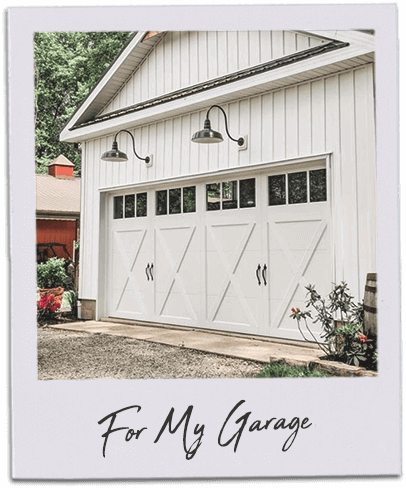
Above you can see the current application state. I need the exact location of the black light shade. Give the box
[191,106,245,147]
[101,141,128,162]
[191,119,224,144]
[100,132,151,165]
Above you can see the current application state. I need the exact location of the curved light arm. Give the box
[114,129,150,163]
[206,105,244,146]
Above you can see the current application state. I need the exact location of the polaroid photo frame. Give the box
[8,4,401,480]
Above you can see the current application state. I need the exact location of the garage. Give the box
[106,158,331,341]
[60,30,376,343]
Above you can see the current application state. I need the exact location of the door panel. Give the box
[266,204,331,341]
[204,210,264,335]
[153,218,202,326]
[108,217,153,321]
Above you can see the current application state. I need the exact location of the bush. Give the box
[37,257,68,289]
[256,363,330,378]
[290,282,377,370]
[334,323,377,369]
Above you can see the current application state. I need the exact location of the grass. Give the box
[256,362,330,378]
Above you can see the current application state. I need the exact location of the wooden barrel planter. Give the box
[363,273,377,336]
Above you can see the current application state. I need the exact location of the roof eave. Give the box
[60,31,146,139]
[36,210,80,217]
[61,38,375,143]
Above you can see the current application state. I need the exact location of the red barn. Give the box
[36,155,80,262]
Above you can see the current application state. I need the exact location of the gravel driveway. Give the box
[38,327,266,380]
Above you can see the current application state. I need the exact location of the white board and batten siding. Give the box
[99,31,328,117]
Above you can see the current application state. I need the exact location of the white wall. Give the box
[79,63,376,306]
[99,31,327,116]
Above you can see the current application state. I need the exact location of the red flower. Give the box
[38,294,60,312]
[291,308,296,313]
[359,334,367,343]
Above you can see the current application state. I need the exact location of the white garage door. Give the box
[106,161,331,342]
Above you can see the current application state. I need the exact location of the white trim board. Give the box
[98,152,332,194]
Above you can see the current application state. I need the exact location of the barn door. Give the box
[107,192,154,321]
[264,166,332,341]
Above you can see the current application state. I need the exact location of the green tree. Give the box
[34,31,133,175]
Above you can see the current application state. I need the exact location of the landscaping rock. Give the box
[308,360,378,377]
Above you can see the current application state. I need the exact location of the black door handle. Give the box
[262,264,267,286]
[145,263,150,280]
[256,264,261,285]
[149,263,154,281]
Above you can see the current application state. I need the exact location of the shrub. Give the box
[334,322,377,368]
[290,282,377,370]
[37,257,68,289]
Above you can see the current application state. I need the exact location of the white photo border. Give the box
[8,4,400,479]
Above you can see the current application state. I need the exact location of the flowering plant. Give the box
[333,322,376,367]
[37,293,61,324]
[290,282,377,369]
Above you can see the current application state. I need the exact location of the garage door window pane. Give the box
[222,181,238,210]
[169,188,181,214]
[239,178,256,208]
[113,196,123,219]
[183,186,196,213]
[269,175,286,206]
[309,169,327,202]
[124,194,135,218]
[136,193,147,217]
[156,190,167,215]
[288,172,307,204]
[207,183,221,211]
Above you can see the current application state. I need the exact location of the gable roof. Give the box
[36,174,81,217]
[61,30,374,143]
[62,31,164,131]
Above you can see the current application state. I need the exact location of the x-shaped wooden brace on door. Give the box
[155,225,198,321]
[207,221,259,329]
[269,217,328,331]
[112,228,148,314]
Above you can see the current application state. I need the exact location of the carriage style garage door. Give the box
[106,161,331,342]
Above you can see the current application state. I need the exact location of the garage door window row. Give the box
[268,169,327,206]
[206,177,256,211]
[156,186,196,216]
[113,192,147,219]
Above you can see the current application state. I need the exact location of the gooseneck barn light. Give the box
[101,129,152,166]
[191,104,245,147]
